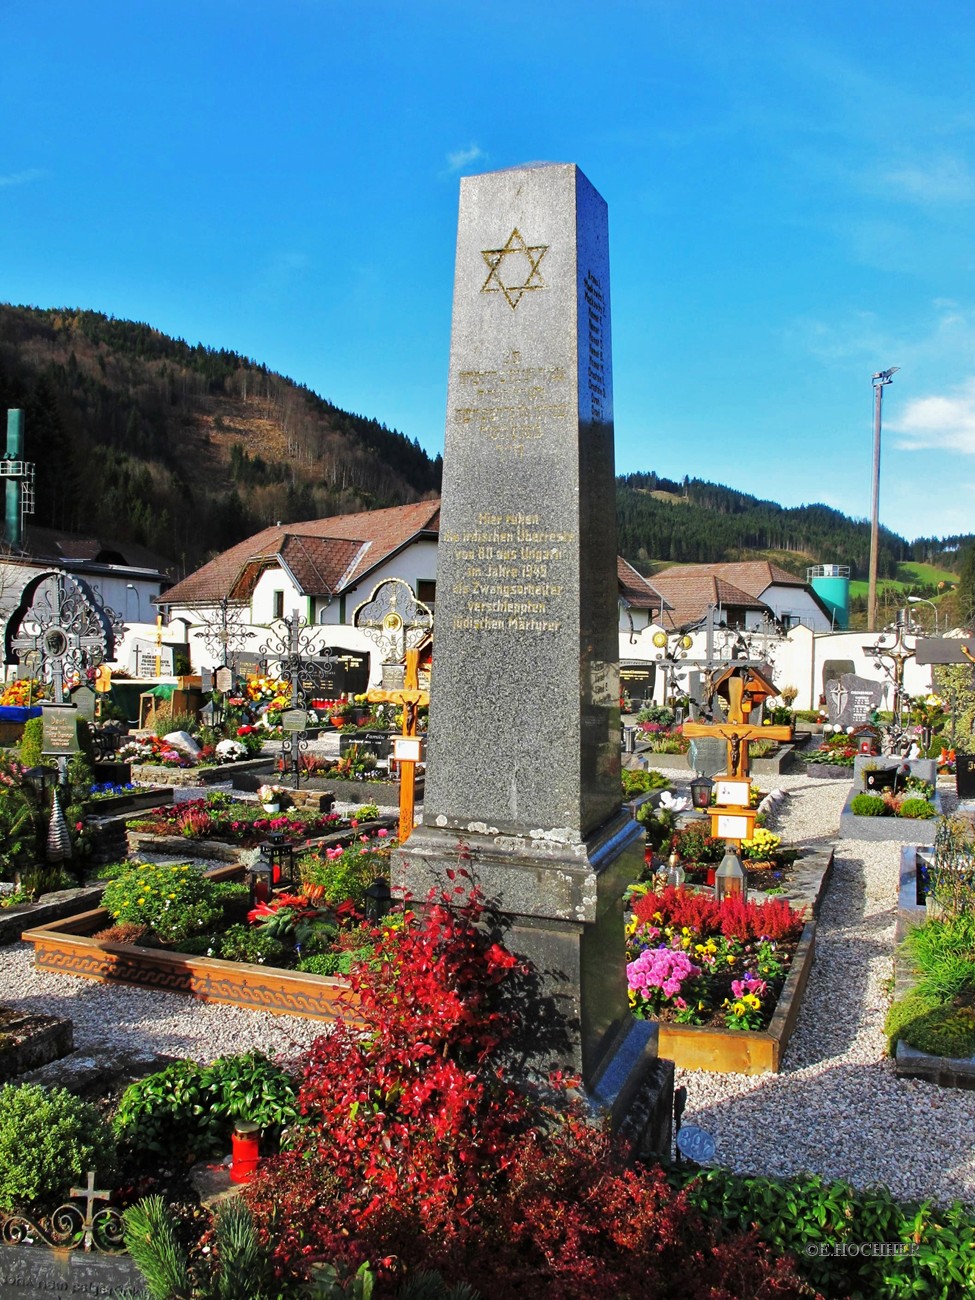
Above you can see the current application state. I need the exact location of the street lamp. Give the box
[907,596,939,635]
[867,367,899,633]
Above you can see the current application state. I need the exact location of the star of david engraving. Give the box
[480,228,548,308]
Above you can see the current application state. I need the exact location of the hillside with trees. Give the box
[617,471,970,581]
[1,306,970,597]
[0,305,442,575]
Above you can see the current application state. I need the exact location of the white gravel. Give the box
[2,764,973,1206]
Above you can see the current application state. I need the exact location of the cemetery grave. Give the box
[4,164,975,1296]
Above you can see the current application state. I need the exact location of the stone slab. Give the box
[839,789,941,842]
[0,1007,74,1081]
[0,1245,146,1298]
[634,745,797,775]
[0,886,107,946]
[853,755,937,791]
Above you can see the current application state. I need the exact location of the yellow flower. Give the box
[743,994,761,1010]
[726,955,736,964]
[137,898,145,906]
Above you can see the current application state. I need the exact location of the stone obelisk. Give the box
[398,164,668,1130]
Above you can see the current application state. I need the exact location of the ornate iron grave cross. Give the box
[4,570,122,706]
[353,578,433,842]
[196,596,256,676]
[258,612,341,788]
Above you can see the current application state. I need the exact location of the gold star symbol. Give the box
[480,228,549,309]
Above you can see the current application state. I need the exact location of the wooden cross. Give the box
[70,1169,111,1250]
[682,674,791,778]
[367,647,429,843]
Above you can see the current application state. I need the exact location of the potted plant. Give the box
[257,783,287,814]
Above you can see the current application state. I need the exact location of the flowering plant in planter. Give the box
[625,885,806,1030]
[740,827,782,862]
[118,735,193,768]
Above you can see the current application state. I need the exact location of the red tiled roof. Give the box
[161,497,668,613]
[656,560,805,598]
[161,499,441,606]
[649,570,768,630]
[617,557,670,611]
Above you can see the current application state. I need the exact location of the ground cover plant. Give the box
[676,1166,975,1299]
[625,884,806,1031]
[885,817,975,1058]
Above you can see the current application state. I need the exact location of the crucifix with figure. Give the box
[353,579,433,843]
[682,665,793,846]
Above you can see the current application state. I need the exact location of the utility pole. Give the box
[867,367,899,632]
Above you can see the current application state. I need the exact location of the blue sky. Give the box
[3,1,974,543]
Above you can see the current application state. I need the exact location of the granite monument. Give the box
[397,163,668,1134]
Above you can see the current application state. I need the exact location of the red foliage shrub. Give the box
[246,882,811,1298]
[632,885,805,942]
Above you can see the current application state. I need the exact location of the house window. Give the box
[417,579,436,606]
[273,590,284,620]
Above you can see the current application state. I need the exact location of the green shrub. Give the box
[113,1052,299,1160]
[17,716,45,768]
[621,768,671,798]
[101,860,224,946]
[296,949,370,976]
[674,1166,975,1299]
[153,710,197,738]
[0,1083,117,1211]
[850,792,887,816]
[898,797,937,820]
[218,923,287,965]
[885,993,975,1057]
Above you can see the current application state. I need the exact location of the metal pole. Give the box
[867,383,883,633]
[867,368,898,633]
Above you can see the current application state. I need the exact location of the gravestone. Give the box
[825,672,886,727]
[0,1244,146,1297]
[398,164,667,1133]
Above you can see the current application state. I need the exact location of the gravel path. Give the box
[2,764,972,1205]
[665,769,975,1208]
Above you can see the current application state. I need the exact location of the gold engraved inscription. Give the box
[442,511,573,634]
[454,350,568,456]
[480,228,549,308]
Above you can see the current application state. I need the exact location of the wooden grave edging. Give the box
[23,864,357,1024]
[651,918,817,1075]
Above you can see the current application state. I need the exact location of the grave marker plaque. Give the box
[215,666,233,693]
[41,704,81,755]
[0,1244,146,1297]
[399,164,661,1119]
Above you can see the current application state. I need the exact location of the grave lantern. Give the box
[364,875,393,923]
[714,850,747,903]
[665,851,685,888]
[24,764,55,800]
[689,774,714,810]
[251,832,296,901]
[230,1120,260,1184]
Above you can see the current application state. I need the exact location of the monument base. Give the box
[396,810,673,1153]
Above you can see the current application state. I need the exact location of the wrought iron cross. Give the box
[4,570,122,704]
[258,612,341,709]
[69,1170,112,1251]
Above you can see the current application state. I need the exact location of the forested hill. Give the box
[0,305,442,574]
[617,472,969,580]
[1,307,967,584]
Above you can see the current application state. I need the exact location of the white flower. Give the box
[658,791,690,813]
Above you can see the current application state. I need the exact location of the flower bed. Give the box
[626,884,814,1073]
[23,865,356,1021]
[125,797,346,848]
